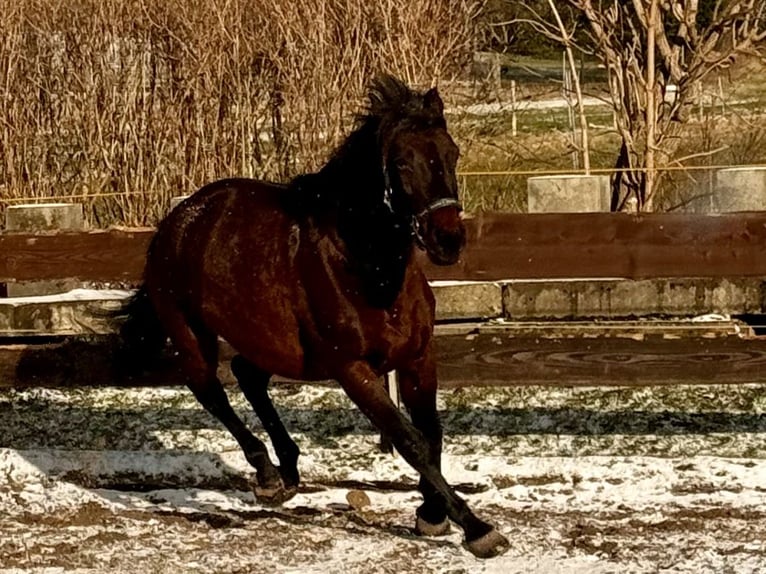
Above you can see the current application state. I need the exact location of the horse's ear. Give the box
[424,87,444,116]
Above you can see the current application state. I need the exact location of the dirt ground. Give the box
[1,383,765,573]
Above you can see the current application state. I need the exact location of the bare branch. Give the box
[556,0,766,211]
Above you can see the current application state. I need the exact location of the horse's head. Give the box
[370,76,466,266]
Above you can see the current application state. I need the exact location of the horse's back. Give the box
[151,178,291,275]
[144,176,436,381]
[145,178,308,376]
[166,177,287,233]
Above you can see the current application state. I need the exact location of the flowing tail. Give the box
[112,286,167,375]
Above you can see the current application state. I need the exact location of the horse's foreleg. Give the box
[231,355,301,488]
[336,360,509,558]
[397,342,449,536]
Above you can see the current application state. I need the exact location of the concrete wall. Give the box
[430,282,503,320]
[714,167,766,212]
[4,278,764,337]
[502,278,765,320]
[527,175,611,212]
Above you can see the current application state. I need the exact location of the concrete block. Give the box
[714,167,766,211]
[7,279,82,299]
[432,281,503,321]
[1,290,129,336]
[13,301,112,335]
[527,175,610,212]
[5,203,83,231]
[0,304,12,334]
[502,278,764,320]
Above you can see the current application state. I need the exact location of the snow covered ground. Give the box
[1,383,765,573]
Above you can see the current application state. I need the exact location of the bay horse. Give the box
[118,75,509,558]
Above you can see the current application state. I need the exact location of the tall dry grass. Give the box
[0,0,482,226]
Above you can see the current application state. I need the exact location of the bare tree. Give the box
[495,1,592,172]
[502,0,766,211]
[570,0,766,211]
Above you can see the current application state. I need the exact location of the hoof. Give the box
[465,528,510,558]
[415,515,451,537]
[252,479,298,507]
[278,466,300,490]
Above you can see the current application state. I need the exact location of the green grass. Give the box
[449,77,766,213]
[450,106,622,213]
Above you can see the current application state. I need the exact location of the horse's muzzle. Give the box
[414,201,466,266]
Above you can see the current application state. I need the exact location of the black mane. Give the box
[285,74,444,214]
[283,75,446,308]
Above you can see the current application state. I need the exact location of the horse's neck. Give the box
[294,125,414,308]
[333,199,413,309]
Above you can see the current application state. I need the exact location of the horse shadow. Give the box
[3,384,766,451]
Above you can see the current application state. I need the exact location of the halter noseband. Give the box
[418,197,463,218]
[412,197,462,248]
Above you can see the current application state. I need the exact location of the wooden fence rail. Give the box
[1,211,766,389]
[3,212,766,283]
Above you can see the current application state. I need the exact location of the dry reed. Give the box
[0,0,481,226]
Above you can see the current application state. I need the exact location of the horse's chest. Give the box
[303,280,428,370]
[299,233,431,369]
[316,297,417,356]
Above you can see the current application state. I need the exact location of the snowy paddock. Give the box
[0,382,765,573]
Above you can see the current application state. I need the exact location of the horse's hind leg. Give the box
[231,355,301,488]
[161,308,292,504]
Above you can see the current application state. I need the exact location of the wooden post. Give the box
[718,76,725,116]
[379,370,401,455]
[511,80,518,137]
[644,0,658,212]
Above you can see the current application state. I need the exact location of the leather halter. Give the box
[382,165,462,248]
[412,197,462,248]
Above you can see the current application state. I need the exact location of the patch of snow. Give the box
[0,288,133,305]
[1,384,766,572]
